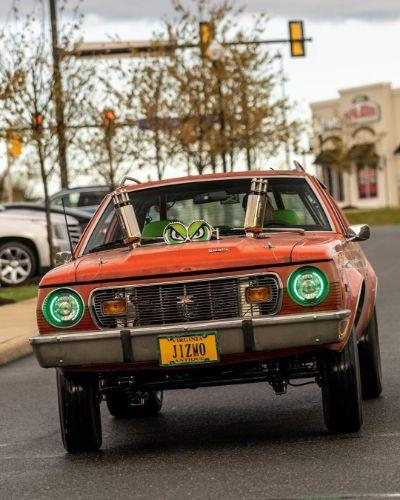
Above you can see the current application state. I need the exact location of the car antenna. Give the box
[61,197,76,261]
[293,160,305,172]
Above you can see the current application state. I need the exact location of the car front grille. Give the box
[91,274,281,329]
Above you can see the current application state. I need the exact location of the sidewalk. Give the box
[0,298,37,366]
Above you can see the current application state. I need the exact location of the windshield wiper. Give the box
[262,228,305,235]
[88,239,125,254]
[231,227,305,235]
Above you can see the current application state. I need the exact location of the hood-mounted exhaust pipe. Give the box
[111,188,141,248]
[244,178,268,238]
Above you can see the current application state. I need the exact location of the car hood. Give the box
[40,233,342,287]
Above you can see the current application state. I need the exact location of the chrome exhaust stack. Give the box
[111,188,141,248]
[244,178,268,238]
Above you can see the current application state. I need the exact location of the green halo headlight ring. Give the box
[287,267,330,307]
[42,289,84,328]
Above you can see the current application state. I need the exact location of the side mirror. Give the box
[55,251,72,266]
[347,224,370,242]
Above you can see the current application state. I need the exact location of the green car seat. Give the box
[272,209,300,226]
[142,220,173,238]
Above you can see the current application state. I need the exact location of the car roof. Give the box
[121,170,313,194]
[51,185,110,196]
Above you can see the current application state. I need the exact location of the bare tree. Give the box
[0,1,91,264]
[160,0,304,174]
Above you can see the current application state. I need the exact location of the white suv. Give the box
[0,206,82,286]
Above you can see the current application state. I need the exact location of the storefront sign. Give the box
[345,95,380,125]
[316,117,341,132]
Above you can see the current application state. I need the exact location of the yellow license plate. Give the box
[157,332,219,367]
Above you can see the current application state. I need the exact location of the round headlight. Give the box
[287,267,329,306]
[42,289,84,328]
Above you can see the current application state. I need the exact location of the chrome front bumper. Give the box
[30,310,351,368]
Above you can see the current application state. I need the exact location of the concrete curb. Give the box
[0,298,37,367]
[0,335,32,366]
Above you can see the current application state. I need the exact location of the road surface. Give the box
[1,226,399,499]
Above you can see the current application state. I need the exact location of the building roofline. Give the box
[310,98,339,109]
[338,81,392,96]
[311,82,399,109]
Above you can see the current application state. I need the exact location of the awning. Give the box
[346,143,379,164]
[314,148,342,166]
[314,142,379,168]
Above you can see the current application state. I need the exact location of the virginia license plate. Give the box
[157,332,219,367]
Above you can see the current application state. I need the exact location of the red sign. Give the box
[358,167,377,199]
[345,96,380,125]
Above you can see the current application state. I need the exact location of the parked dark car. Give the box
[48,186,110,214]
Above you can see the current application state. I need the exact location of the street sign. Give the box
[137,115,219,132]
[73,40,177,58]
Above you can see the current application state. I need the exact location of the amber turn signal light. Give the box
[245,286,272,303]
[102,299,126,316]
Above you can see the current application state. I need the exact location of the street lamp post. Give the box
[208,40,228,173]
[49,0,69,188]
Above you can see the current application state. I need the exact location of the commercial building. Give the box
[310,82,400,207]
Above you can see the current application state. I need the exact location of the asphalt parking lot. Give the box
[0,225,399,499]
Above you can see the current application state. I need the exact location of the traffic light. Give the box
[8,133,22,158]
[199,21,214,58]
[104,109,117,124]
[103,109,117,138]
[32,113,44,133]
[289,20,305,57]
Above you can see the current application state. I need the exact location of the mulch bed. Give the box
[0,297,15,306]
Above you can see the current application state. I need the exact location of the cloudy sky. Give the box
[2,0,399,107]
[1,0,400,175]
[6,0,396,22]
[73,1,400,115]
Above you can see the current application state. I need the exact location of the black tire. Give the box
[358,308,382,400]
[321,329,363,433]
[0,241,36,286]
[106,389,163,419]
[57,370,102,453]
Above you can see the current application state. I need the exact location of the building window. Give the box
[322,165,344,202]
[337,172,344,202]
[357,164,378,199]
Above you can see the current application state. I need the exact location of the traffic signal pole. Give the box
[278,53,291,167]
[5,133,13,203]
[68,21,311,174]
[49,0,69,188]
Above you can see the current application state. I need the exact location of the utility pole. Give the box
[278,53,291,168]
[49,0,69,188]
[214,65,227,173]
[5,137,13,203]
[5,131,23,202]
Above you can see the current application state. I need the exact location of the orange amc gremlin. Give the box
[30,168,381,453]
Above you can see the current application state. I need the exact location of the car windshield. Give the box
[84,177,332,254]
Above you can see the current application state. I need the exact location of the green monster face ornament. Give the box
[163,220,214,245]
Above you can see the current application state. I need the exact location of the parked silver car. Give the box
[0,205,83,286]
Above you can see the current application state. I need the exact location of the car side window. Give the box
[146,205,161,222]
[78,191,107,208]
[280,192,315,225]
[84,203,116,252]
[53,193,80,208]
